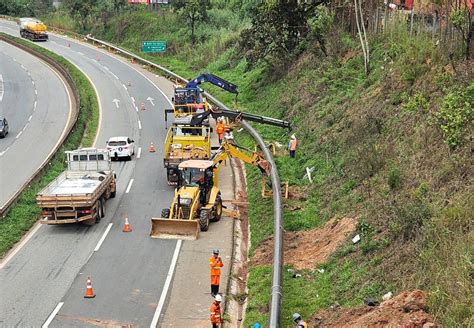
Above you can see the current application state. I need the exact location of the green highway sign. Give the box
[142,41,167,53]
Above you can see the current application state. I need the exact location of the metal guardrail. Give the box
[0,34,80,218]
[81,35,285,326]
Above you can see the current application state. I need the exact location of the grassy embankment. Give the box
[44,8,473,327]
[0,34,99,257]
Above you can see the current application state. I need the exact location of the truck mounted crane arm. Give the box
[186,73,239,95]
[189,106,292,130]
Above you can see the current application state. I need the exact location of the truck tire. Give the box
[211,193,223,222]
[110,190,116,198]
[100,198,105,218]
[199,210,210,231]
[161,208,171,218]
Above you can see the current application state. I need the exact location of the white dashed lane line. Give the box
[138,120,142,130]
[94,223,113,252]
[137,147,142,159]
[125,179,134,194]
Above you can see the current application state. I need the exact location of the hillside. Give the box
[20,1,473,327]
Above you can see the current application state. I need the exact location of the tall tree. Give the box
[63,0,95,31]
[239,0,327,66]
[173,0,211,44]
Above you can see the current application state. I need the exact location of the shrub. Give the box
[435,83,474,148]
[388,166,402,191]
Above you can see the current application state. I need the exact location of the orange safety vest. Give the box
[210,302,222,324]
[289,139,297,151]
[216,122,225,135]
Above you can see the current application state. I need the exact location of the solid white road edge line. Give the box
[15,131,23,139]
[42,302,64,328]
[94,223,113,252]
[150,240,182,328]
[137,147,142,159]
[0,222,42,269]
[125,179,134,193]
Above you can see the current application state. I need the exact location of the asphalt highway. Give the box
[0,40,71,210]
[0,21,180,327]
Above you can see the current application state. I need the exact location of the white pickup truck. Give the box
[37,148,116,225]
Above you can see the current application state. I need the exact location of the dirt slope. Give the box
[312,290,437,327]
[251,217,357,270]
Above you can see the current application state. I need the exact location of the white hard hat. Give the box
[215,294,222,302]
[291,134,296,139]
[213,249,219,254]
[293,313,301,321]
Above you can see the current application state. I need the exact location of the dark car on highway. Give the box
[0,117,9,138]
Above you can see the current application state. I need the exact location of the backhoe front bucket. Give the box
[150,218,200,240]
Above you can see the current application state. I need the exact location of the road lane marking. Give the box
[135,105,138,112]
[147,96,155,106]
[0,222,42,269]
[34,100,37,110]
[0,74,3,101]
[0,146,10,157]
[42,302,64,328]
[150,240,182,328]
[28,115,32,122]
[137,147,142,159]
[34,89,37,95]
[16,131,23,139]
[131,96,135,103]
[122,84,127,90]
[94,223,113,252]
[21,64,26,69]
[138,120,142,130]
[31,80,35,85]
[23,123,29,131]
[125,179,134,193]
[111,72,119,80]
[113,98,120,109]
[77,51,84,56]
[104,66,109,71]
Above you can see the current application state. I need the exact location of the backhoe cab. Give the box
[151,142,270,240]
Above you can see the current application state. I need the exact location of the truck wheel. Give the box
[110,190,116,198]
[211,194,223,222]
[161,208,171,218]
[199,210,210,232]
[100,198,105,218]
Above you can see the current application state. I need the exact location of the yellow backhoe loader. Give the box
[151,141,271,240]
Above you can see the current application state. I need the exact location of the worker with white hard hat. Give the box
[210,294,223,327]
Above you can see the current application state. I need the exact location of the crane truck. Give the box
[37,149,116,225]
[151,141,270,240]
[163,124,212,185]
[19,18,48,41]
[168,73,238,125]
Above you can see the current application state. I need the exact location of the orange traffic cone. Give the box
[149,142,156,153]
[123,217,132,232]
[140,102,145,111]
[84,276,96,298]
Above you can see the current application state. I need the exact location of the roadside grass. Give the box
[0,34,98,258]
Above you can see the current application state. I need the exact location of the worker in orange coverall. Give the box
[210,249,224,296]
[210,294,223,328]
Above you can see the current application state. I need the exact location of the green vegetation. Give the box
[2,0,473,326]
[0,34,98,257]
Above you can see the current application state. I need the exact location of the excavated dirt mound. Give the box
[312,290,438,328]
[251,217,357,270]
